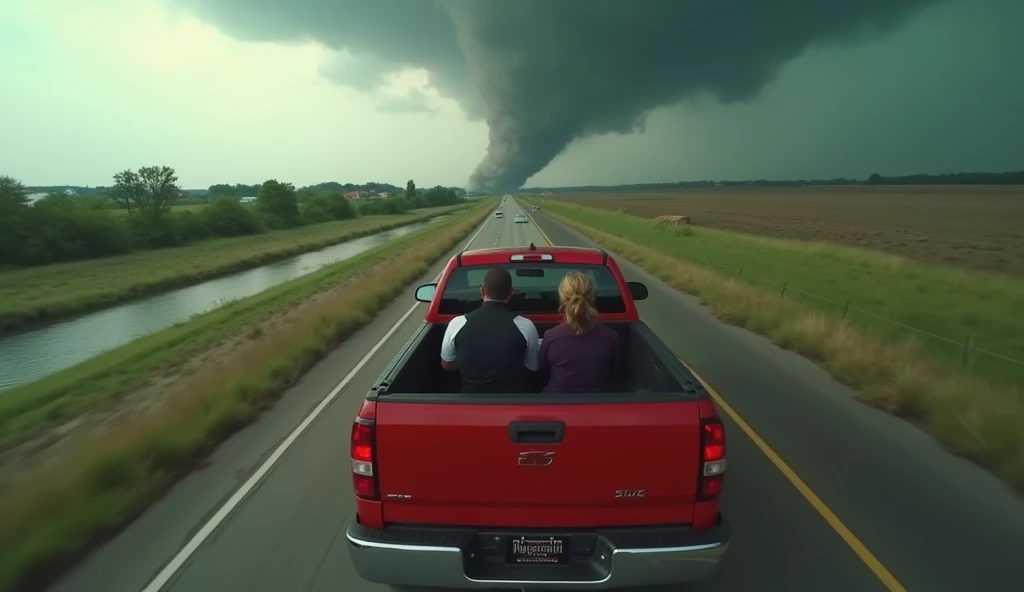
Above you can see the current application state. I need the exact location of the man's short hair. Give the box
[482,267,513,299]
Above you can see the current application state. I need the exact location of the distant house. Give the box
[64,188,77,196]
[239,196,257,204]
[344,191,360,199]
[377,192,389,198]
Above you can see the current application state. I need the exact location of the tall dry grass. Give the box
[546,210,1024,496]
[0,203,492,591]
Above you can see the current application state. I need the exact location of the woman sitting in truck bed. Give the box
[539,271,620,393]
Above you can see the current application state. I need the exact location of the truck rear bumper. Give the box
[345,516,730,590]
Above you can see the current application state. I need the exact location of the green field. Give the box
[531,198,1024,496]
[533,200,1024,388]
[0,200,495,590]
[0,206,464,333]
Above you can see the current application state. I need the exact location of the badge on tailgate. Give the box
[615,489,646,498]
[517,451,555,467]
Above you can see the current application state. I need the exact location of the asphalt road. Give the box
[46,199,1024,592]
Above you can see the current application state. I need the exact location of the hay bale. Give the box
[653,214,690,227]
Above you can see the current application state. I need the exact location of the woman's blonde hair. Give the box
[558,271,598,335]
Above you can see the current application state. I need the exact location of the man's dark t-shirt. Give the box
[440,301,541,393]
[540,322,619,393]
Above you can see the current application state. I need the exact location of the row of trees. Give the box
[1,170,464,270]
[527,169,1024,194]
[206,181,407,199]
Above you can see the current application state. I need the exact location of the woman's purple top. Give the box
[539,322,619,393]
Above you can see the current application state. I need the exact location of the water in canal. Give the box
[0,217,447,391]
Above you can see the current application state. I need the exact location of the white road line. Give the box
[140,215,492,592]
[493,217,503,246]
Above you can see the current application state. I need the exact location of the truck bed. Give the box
[376,320,702,397]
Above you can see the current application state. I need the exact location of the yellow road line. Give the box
[679,359,908,592]
[525,199,907,592]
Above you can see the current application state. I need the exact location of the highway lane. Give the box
[527,202,1024,592]
[46,199,1023,592]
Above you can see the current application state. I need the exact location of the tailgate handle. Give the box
[508,421,565,444]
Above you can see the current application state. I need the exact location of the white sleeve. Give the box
[440,316,467,362]
[514,316,541,371]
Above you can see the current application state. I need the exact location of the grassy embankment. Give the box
[0,205,464,334]
[529,198,1024,494]
[0,200,494,591]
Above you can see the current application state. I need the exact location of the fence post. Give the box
[962,336,976,369]
[841,300,850,320]
[780,282,788,298]
[738,267,744,279]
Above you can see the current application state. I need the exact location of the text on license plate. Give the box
[507,536,571,565]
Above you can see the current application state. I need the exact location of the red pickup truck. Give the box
[345,245,730,590]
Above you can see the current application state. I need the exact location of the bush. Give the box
[255,180,300,229]
[173,210,213,243]
[404,195,429,209]
[421,185,461,207]
[130,214,186,248]
[300,201,334,225]
[21,195,132,264]
[324,192,358,220]
[299,192,358,224]
[203,197,264,237]
[358,198,410,216]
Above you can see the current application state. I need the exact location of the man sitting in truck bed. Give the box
[439,267,541,393]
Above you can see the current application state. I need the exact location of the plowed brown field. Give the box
[557,185,1024,276]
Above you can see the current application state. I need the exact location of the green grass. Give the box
[0,206,465,333]
[0,200,495,591]
[529,198,1024,496]
[531,199,1024,389]
[0,203,473,451]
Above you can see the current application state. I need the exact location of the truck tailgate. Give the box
[374,400,702,528]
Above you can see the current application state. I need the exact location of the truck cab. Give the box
[345,245,730,590]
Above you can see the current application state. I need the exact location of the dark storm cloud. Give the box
[169,0,947,191]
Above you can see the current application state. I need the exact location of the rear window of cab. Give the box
[438,264,626,315]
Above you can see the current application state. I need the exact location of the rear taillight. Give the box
[351,418,378,500]
[697,418,726,501]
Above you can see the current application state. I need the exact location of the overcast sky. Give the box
[1,0,1021,190]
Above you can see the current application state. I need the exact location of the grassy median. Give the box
[533,199,1024,495]
[0,200,494,591]
[0,205,463,334]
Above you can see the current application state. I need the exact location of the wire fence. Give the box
[695,256,1024,388]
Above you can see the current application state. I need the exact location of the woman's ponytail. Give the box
[558,272,598,335]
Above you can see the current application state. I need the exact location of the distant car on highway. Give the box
[345,245,731,590]
[495,211,503,218]
[532,205,540,211]
[514,213,528,223]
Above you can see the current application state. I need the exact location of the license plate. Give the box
[506,535,571,565]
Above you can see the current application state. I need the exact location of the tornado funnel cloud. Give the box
[166,0,947,189]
